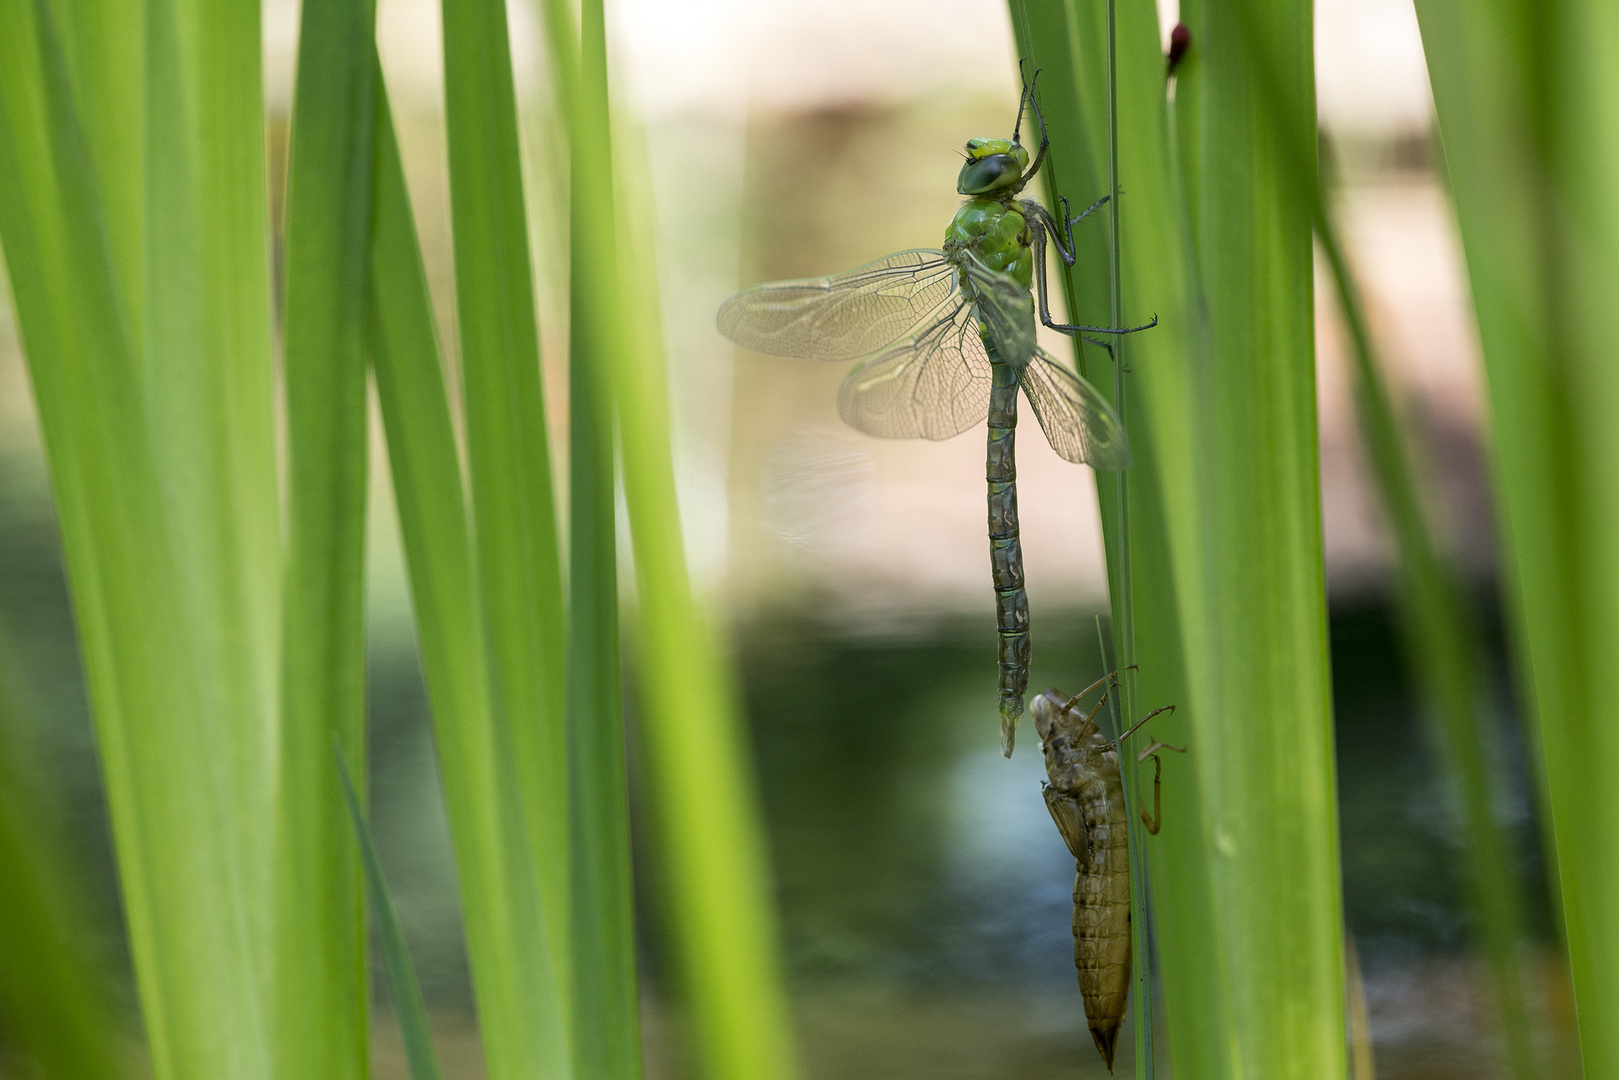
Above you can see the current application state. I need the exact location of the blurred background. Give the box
[0,0,1569,1076]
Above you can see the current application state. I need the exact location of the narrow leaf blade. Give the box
[370,66,569,1080]
[336,749,446,1080]
[274,0,379,1073]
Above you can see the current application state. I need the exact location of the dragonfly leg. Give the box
[1049,193,1112,265]
[1023,199,1074,266]
[1030,223,1064,326]
[1059,671,1116,712]
[1012,61,1030,144]
[1136,739,1187,835]
[1141,752,1165,834]
[1062,684,1115,744]
[1030,222,1160,336]
[1067,193,1111,228]
[1054,671,1124,746]
[1017,69,1052,186]
[1136,737,1187,761]
[1012,61,1045,144]
[1057,665,1136,724]
[1021,195,1110,277]
[1104,703,1176,751]
[1048,309,1159,336]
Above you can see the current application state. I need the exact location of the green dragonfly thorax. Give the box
[957,137,1031,195]
[945,199,1034,292]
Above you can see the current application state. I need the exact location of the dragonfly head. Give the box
[957,137,1030,196]
[1032,689,1074,745]
[1033,689,1094,788]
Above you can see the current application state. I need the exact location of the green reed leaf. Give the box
[274,0,378,1074]
[550,0,638,1074]
[0,635,129,1080]
[336,749,446,1080]
[0,4,273,1076]
[371,66,569,1080]
[610,110,801,1080]
[440,0,572,1008]
[1009,1,1237,1077]
[1414,1,1619,1073]
[1013,1,1346,1077]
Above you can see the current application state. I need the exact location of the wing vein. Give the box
[717,249,962,361]
[836,298,993,441]
[1019,348,1132,470]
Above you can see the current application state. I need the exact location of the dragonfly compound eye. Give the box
[957,153,1023,195]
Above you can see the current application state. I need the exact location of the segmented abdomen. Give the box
[986,358,1027,757]
[1071,758,1131,1069]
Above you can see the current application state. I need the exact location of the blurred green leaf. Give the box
[441,0,572,1011]
[0,637,129,1080]
[46,0,141,333]
[143,0,282,938]
[371,61,570,1080]
[1186,0,1542,1070]
[1315,172,1538,1080]
[612,108,801,1080]
[1414,0,1619,1073]
[0,3,274,1077]
[1170,2,1345,1074]
[274,0,378,1074]
[552,1,638,1075]
[336,749,445,1080]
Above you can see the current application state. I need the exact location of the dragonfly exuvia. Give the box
[717,75,1155,755]
[1034,678,1177,1072]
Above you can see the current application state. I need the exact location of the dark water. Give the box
[0,451,1567,1076]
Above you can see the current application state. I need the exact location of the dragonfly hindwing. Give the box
[836,297,992,440]
[1019,348,1131,471]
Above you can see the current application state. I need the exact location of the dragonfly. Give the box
[1033,679,1175,1072]
[717,74,1155,756]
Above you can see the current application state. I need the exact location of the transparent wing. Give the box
[836,298,992,440]
[962,255,1036,367]
[1019,348,1132,470]
[716,250,961,362]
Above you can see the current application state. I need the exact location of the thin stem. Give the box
[1102,0,1152,1075]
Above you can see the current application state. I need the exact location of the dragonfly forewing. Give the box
[716,249,961,362]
